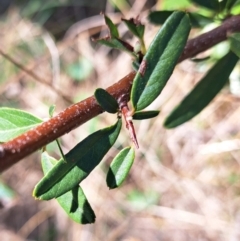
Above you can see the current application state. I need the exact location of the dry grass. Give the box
[1,1,240,240]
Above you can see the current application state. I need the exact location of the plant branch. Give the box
[179,15,240,62]
[0,15,240,172]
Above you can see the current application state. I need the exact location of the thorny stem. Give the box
[121,105,139,149]
[0,15,240,172]
[118,94,139,149]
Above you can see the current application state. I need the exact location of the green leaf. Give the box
[164,51,239,128]
[219,0,237,12]
[231,2,240,14]
[132,110,160,120]
[0,181,16,201]
[229,33,240,58]
[0,107,43,142]
[33,119,122,200]
[191,56,211,62]
[162,0,191,9]
[188,12,213,28]
[106,147,135,189]
[94,37,135,56]
[226,0,238,10]
[94,88,119,114]
[219,0,228,10]
[122,18,145,39]
[190,0,219,11]
[41,152,95,224]
[148,11,173,25]
[148,11,212,28]
[49,104,56,117]
[104,14,119,38]
[131,11,191,111]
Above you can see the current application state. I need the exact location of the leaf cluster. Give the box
[147,0,240,128]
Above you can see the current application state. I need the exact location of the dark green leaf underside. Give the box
[0,107,43,142]
[226,0,238,10]
[190,0,219,10]
[33,119,122,200]
[104,14,119,38]
[132,110,160,120]
[164,51,238,128]
[94,88,119,113]
[131,11,191,111]
[96,38,135,56]
[106,147,135,189]
[41,152,95,224]
[122,18,145,39]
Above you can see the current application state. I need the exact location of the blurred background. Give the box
[1,0,240,240]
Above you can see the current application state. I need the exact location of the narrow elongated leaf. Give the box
[0,107,43,142]
[122,18,145,39]
[132,110,160,120]
[229,33,240,58]
[190,0,219,10]
[94,38,136,57]
[41,152,95,224]
[191,56,211,62]
[131,11,191,111]
[164,51,238,128]
[219,0,228,10]
[148,11,173,25]
[94,88,119,113]
[220,0,239,12]
[226,0,238,10]
[33,119,122,200]
[104,14,119,38]
[49,105,56,117]
[188,12,213,28]
[106,147,135,189]
[220,0,237,11]
[148,11,212,28]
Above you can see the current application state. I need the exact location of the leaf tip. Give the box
[32,191,41,200]
[163,117,177,129]
[32,188,37,197]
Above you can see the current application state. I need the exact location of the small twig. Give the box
[0,49,73,104]
[0,14,240,172]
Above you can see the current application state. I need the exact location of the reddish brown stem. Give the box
[179,15,240,62]
[0,15,240,172]
[118,94,139,148]
[0,72,135,172]
[121,105,139,149]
